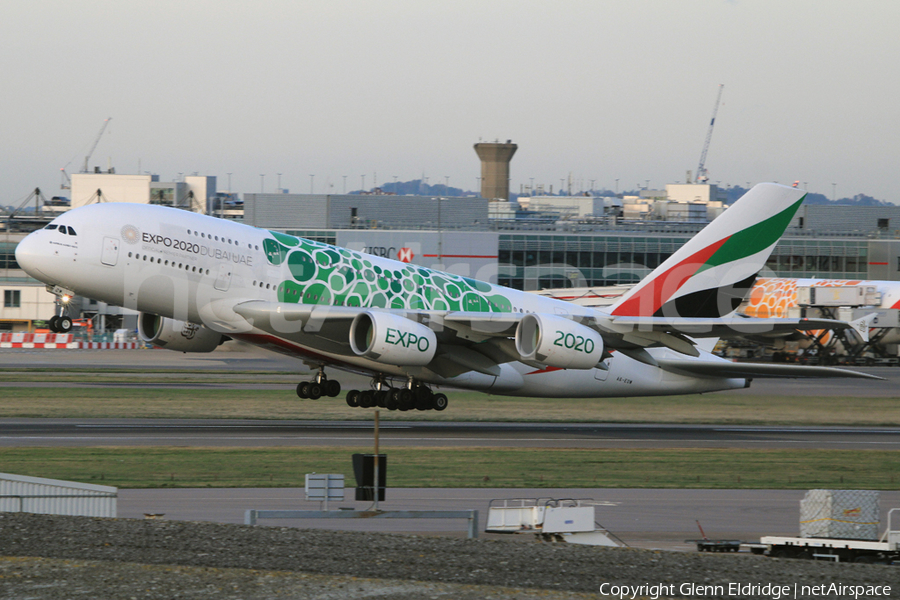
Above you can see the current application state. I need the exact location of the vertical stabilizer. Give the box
[608,183,805,318]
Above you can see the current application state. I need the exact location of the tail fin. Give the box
[608,183,805,318]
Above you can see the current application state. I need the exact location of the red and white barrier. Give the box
[79,342,141,349]
[0,333,139,350]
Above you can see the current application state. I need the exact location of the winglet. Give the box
[849,312,877,343]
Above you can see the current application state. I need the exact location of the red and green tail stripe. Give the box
[612,195,805,317]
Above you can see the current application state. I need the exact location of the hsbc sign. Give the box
[355,245,416,262]
[361,246,396,257]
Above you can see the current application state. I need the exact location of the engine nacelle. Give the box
[515,313,604,369]
[138,313,225,352]
[349,311,437,366]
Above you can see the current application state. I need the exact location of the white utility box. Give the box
[305,473,344,508]
[485,498,619,546]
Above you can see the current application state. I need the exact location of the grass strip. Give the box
[0,447,897,490]
[0,386,899,425]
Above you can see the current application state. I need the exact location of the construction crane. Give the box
[60,117,113,189]
[59,168,71,190]
[695,85,723,183]
[81,117,112,173]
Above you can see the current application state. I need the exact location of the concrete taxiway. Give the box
[117,487,900,551]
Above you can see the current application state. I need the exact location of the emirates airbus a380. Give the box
[14,183,877,412]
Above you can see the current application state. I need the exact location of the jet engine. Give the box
[349,311,437,366]
[138,312,226,352]
[515,313,604,369]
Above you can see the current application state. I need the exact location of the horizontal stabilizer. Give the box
[849,312,877,343]
[606,316,856,338]
[656,359,883,380]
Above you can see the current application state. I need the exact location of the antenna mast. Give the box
[695,85,723,183]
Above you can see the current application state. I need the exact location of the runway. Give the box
[1,418,898,449]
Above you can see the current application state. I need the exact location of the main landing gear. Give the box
[296,368,341,400]
[344,377,448,412]
[296,370,448,411]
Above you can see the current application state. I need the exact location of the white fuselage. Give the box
[15,203,746,398]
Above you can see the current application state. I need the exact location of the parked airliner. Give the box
[14,183,877,412]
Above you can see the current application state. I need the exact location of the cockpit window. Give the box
[45,224,58,230]
[67,226,77,236]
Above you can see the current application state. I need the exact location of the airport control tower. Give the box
[474,141,517,200]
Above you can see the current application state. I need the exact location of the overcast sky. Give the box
[3,1,899,205]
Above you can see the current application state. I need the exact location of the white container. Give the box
[800,489,879,540]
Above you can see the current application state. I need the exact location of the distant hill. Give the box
[346,180,894,207]
[724,186,893,207]
[350,180,472,197]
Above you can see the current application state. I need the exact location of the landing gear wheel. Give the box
[386,390,399,411]
[359,390,375,408]
[48,316,60,332]
[432,393,448,411]
[57,316,73,333]
[308,383,323,400]
[415,386,431,403]
[346,389,360,407]
[297,382,311,399]
[374,390,388,408]
[399,388,413,404]
[398,389,414,411]
[324,380,341,397]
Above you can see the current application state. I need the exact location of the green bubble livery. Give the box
[270,233,508,312]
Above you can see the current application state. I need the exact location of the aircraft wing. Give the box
[655,358,883,380]
[232,300,876,376]
[231,301,523,377]
[232,301,363,357]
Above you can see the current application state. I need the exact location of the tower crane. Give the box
[81,117,112,173]
[695,85,723,183]
[60,117,113,189]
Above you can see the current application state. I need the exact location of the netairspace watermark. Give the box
[598,582,892,599]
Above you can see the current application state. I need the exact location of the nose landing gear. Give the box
[48,314,73,333]
[47,286,76,333]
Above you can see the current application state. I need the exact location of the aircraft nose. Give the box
[14,231,47,280]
